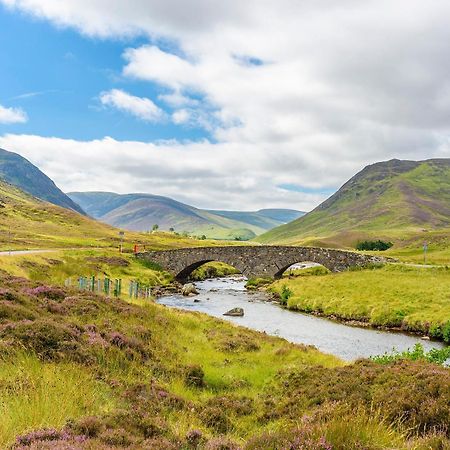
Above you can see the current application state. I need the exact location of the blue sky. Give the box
[0,6,207,142]
[0,0,448,211]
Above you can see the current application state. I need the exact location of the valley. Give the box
[0,151,448,449]
[68,191,304,241]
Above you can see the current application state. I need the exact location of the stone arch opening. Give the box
[274,260,332,279]
[175,259,244,282]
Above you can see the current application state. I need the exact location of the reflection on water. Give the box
[157,276,444,361]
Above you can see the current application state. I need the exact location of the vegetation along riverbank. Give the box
[269,263,450,342]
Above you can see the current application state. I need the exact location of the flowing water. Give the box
[157,276,445,361]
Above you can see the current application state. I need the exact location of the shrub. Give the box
[200,406,233,433]
[24,285,66,301]
[204,396,254,417]
[185,364,205,388]
[442,321,450,343]
[280,285,293,305]
[0,318,81,360]
[371,343,450,365]
[356,240,393,251]
[273,360,450,436]
[186,429,204,448]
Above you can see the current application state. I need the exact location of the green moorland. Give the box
[269,264,450,341]
[0,179,229,251]
[256,159,450,263]
[0,273,449,449]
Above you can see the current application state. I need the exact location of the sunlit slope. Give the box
[0,148,85,215]
[0,181,214,250]
[257,159,450,248]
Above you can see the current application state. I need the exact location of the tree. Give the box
[169,227,174,232]
[152,224,159,232]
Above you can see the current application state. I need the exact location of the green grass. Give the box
[0,352,114,447]
[269,264,450,339]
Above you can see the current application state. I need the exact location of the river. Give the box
[157,276,445,361]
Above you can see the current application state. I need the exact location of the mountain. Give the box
[68,191,304,240]
[207,209,304,231]
[257,158,450,247]
[0,181,207,251]
[0,148,85,215]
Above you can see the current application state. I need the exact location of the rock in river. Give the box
[223,307,244,317]
[182,283,199,296]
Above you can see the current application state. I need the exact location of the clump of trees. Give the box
[356,240,393,251]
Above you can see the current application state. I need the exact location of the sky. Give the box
[0,0,449,211]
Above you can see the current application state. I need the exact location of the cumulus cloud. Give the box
[1,0,450,209]
[0,104,27,124]
[99,89,164,122]
[0,133,333,211]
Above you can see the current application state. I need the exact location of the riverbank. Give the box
[268,264,450,342]
[1,273,449,449]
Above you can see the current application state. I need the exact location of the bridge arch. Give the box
[174,259,246,281]
[274,261,328,278]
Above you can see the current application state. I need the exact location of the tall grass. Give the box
[0,352,114,448]
[270,264,450,339]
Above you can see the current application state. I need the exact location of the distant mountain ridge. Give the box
[257,158,450,247]
[0,148,85,215]
[68,191,305,240]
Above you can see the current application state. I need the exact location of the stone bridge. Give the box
[136,246,383,281]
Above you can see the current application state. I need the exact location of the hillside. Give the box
[69,191,303,240]
[207,208,304,231]
[257,158,450,249]
[0,148,85,215]
[0,181,211,250]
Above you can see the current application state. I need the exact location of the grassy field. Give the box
[270,264,450,341]
[0,273,449,449]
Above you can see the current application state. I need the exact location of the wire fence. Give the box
[64,276,152,300]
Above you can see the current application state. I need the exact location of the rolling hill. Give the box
[257,158,450,248]
[0,148,85,215]
[0,180,210,251]
[68,191,304,240]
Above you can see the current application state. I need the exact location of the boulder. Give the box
[182,283,199,296]
[223,307,244,317]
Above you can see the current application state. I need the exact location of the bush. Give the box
[371,343,450,365]
[356,240,393,251]
[185,364,205,388]
[280,285,293,305]
[0,318,81,360]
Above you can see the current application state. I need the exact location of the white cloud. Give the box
[158,92,198,108]
[0,104,28,124]
[172,109,190,125]
[1,0,450,209]
[99,89,164,122]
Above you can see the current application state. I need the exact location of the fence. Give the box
[64,276,152,300]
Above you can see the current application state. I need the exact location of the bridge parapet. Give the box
[136,246,384,282]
